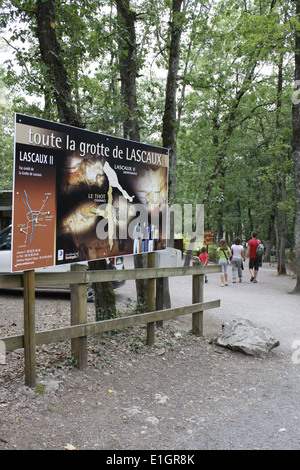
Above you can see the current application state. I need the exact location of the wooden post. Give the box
[23,270,36,388]
[192,261,204,336]
[70,264,88,369]
[147,252,156,345]
[156,277,164,327]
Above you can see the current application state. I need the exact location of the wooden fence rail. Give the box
[0,259,221,388]
[0,265,221,289]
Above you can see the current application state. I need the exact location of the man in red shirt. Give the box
[246,231,260,283]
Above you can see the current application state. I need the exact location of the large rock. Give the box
[216,318,280,357]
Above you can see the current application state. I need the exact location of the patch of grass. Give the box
[35,382,46,395]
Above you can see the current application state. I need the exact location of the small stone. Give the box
[156,347,166,356]
[145,416,159,425]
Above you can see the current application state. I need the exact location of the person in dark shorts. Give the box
[246,231,260,283]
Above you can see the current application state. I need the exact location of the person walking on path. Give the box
[217,239,230,286]
[199,247,209,283]
[230,237,245,283]
[270,246,276,266]
[133,222,141,254]
[246,231,260,283]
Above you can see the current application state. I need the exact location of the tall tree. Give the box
[115,0,140,141]
[292,0,300,293]
[35,0,83,128]
[162,0,183,249]
[178,1,282,222]
[274,53,287,275]
[34,0,117,315]
[115,0,149,306]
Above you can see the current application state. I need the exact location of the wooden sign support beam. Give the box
[147,252,156,346]
[23,270,36,388]
[70,264,88,370]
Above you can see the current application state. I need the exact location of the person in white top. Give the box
[133,222,141,254]
[230,237,246,283]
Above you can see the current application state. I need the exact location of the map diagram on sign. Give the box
[20,190,52,245]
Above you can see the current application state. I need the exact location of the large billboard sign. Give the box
[11,114,168,272]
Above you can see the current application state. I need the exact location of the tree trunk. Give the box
[266,193,276,262]
[292,0,300,293]
[274,53,287,275]
[35,0,82,128]
[88,260,116,320]
[162,0,183,247]
[115,0,140,142]
[133,253,147,309]
[161,1,184,290]
[278,173,287,275]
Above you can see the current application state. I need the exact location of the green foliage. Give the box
[129,335,146,354]
[175,0,295,245]
[34,382,46,395]
[0,0,296,250]
[208,245,218,263]
[0,68,14,190]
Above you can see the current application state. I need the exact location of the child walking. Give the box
[199,247,209,283]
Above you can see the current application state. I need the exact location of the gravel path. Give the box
[0,259,299,450]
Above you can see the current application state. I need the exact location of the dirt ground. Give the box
[0,259,300,451]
